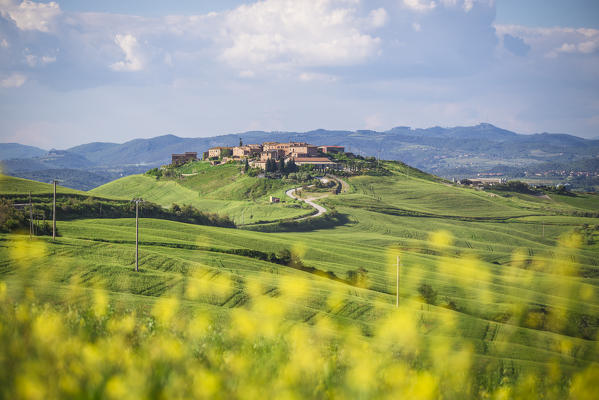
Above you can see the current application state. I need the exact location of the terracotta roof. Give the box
[292,157,336,163]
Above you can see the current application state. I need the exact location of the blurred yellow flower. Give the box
[569,365,599,400]
[0,281,6,301]
[9,236,46,268]
[429,230,453,250]
[33,310,64,346]
[279,275,309,301]
[93,289,108,318]
[152,297,179,326]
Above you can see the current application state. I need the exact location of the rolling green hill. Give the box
[0,173,86,195]
[90,162,312,224]
[1,161,598,397]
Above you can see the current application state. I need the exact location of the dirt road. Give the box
[285,176,348,220]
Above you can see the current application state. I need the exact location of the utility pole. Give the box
[29,191,33,239]
[133,198,144,272]
[52,180,57,240]
[396,255,400,308]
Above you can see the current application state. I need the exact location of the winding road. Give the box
[285,176,347,220]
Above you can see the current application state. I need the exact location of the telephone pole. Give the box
[29,191,33,239]
[396,255,400,308]
[52,180,57,240]
[132,198,144,272]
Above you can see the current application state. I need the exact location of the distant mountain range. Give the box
[2,123,598,190]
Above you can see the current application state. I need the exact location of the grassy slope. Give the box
[2,163,598,381]
[0,173,85,195]
[90,163,311,224]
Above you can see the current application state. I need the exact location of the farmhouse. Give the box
[208,147,233,159]
[260,149,286,161]
[171,152,198,166]
[288,144,319,158]
[460,178,506,186]
[293,157,339,169]
[318,145,345,154]
[233,144,262,159]
[262,142,318,157]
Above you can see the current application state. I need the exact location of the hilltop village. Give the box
[172,141,345,170]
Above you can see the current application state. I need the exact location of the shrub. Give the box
[346,267,369,288]
[418,283,437,305]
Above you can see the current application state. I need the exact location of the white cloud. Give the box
[553,39,599,56]
[0,0,61,32]
[368,8,388,29]
[577,41,598,54]
[556,43,577,54]
[24,49,57,67]
[364,113,385,130]
[0,72,26,88]
[437,0,492,12]
[0,38,8,48]
[496,25,599,58]
[463,0,474,12]
[403,0,436,12]
[110,34,145,72]
[239,70,255,78]
[298,72,338,82]
[412,22,422,32]
[221,0,381,71]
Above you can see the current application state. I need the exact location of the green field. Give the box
[1,163,598,398]
[0,173,86,195]
[90,163,311,224]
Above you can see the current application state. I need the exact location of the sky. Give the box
[0,0,598,149]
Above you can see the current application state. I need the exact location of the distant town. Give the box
[172,141,345,170]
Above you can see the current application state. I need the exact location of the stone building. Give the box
[208,147,233,159]
[171,152,197,166]
[233,144,263,159]
[260,149,286,161]
[318,145,345,154]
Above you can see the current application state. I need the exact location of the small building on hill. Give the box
[233,144,263,159]
[260,149,286,161]
[208,147,233,159]
[293,157,339,169]
[288,144,319,158]
[318,145,345,154]
[172,152,198,166]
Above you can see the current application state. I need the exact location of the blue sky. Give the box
[1,0,598,149]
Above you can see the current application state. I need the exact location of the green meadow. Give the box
[90,162,311,224]
[1,162,598,398]
[0,173,86,195]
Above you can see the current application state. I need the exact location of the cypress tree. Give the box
[278,158,285,173]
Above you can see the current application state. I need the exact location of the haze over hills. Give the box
[0,143,47,160]
[2,123,598,190]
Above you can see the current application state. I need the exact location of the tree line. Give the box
[0,196,235,234]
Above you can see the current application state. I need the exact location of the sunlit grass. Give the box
[1,230,597,399]
[1,165,598,398]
